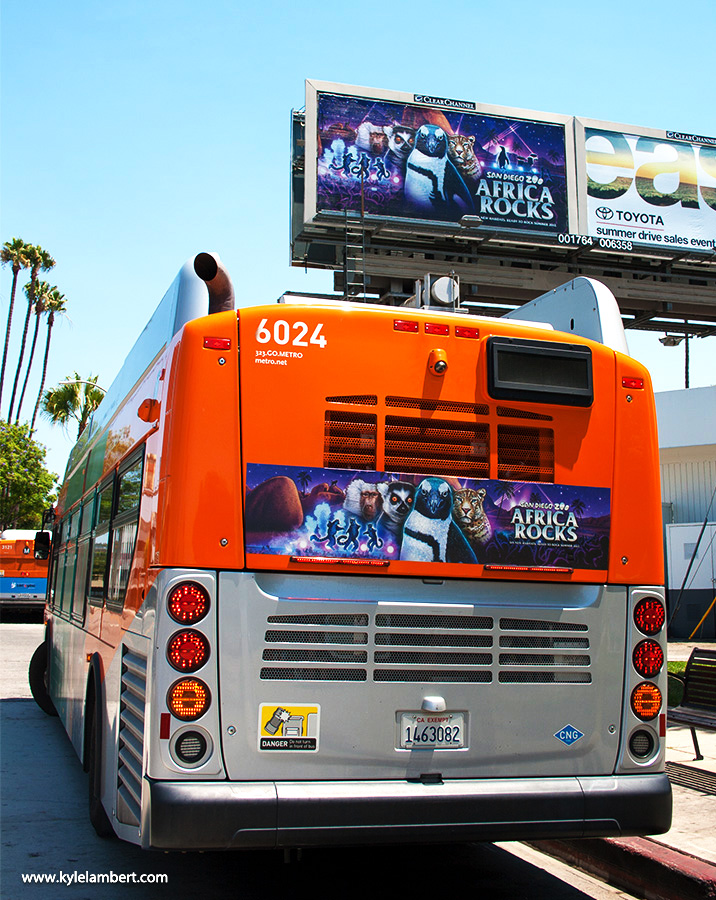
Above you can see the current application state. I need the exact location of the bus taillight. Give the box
[633,640,664,678]
[631,682,662,721]
[168,582,210,624]
[167,630,210,672]
[633,598,665,636]
[167,678,211,720]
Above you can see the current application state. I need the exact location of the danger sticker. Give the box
[258,703,320,751]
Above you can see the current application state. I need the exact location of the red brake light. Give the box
[393,319,419,333]
[633,640,664,678]
[633,598,665,636]
[425,323,449,335]
[167,630,210,672]
[167,678,211,720]
[168,582,210,625]
[204,337,231,350]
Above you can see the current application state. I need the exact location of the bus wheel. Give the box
[28,642,57,717]
[87,702,115,839]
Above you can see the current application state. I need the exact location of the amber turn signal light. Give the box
[167,678,211,720]
[631,682,662,721]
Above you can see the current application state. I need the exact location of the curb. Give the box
[529,837,716,900]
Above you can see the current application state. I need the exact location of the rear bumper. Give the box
[144,773,672,849]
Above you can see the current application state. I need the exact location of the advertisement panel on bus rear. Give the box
[245,464,610,570]
[311,89,570,235]
[578,123,716,252]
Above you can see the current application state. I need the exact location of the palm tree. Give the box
[494,481,517,509]
[30,288,67,432]
[15,280,52,423]
[7,245,55,421]
[41,372,105,440]
[0,237,31,409]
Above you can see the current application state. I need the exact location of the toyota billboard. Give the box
[576,120,716,253]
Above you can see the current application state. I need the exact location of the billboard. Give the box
[304,80,576,237]
[576,120,716,253]
[245,463,610,570]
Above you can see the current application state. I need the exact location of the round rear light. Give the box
[633,598,665,636]
[168,582,210,624]
[167,678,211,720]
[174,730,208,765]
[633,640,664,678]
[167,630,210,672]
[631,682,662,720]
[629,729,656,760]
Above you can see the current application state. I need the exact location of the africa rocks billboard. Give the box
[305,82,573,236]
[245,463,610,570]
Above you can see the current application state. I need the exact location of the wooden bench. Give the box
[667,647,716,760]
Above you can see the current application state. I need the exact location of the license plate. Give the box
[399,712,466,749]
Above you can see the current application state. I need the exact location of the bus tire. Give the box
[87,700,115,839]
[28,642,57,717]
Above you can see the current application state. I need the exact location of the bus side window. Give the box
[71,496,95,623]
[106,451,144,611]
[49,520,63,612]
[58,512,77,619]
[89,479,114,607]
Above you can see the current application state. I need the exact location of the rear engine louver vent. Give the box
[497,425,554,483]
[324,412,377,469]
[385,416,489,478]
[326,394,378,406]
[386,396,489,415]
[497,406,553,421]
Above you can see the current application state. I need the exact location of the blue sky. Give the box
[2,0,714,478]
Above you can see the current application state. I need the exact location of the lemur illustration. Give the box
[377,481,416,542]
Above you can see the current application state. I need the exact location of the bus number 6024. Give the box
[256,318,327,348]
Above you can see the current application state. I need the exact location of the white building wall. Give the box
[656,387,716,525]
[660,447,716,524]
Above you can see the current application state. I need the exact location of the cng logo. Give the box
[555,725,584,746]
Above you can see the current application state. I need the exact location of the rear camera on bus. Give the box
[167,630,210,672]
[632,640,664,678]
[633,598,665,636]
[167,582,210,624]
[167,678,211,720]
[630,682,662,721]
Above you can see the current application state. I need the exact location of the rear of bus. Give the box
[0,531,48,612]
[142,296,671,849]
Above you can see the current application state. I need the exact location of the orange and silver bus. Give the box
[1,530,49,612]
[30,253,671,848]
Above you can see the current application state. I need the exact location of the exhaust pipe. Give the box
[193,252,235,315]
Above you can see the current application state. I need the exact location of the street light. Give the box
[658,335,683,347]
[658,332,690,388]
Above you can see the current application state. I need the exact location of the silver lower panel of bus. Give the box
[143,773,671,849]
[215,572,654,782]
